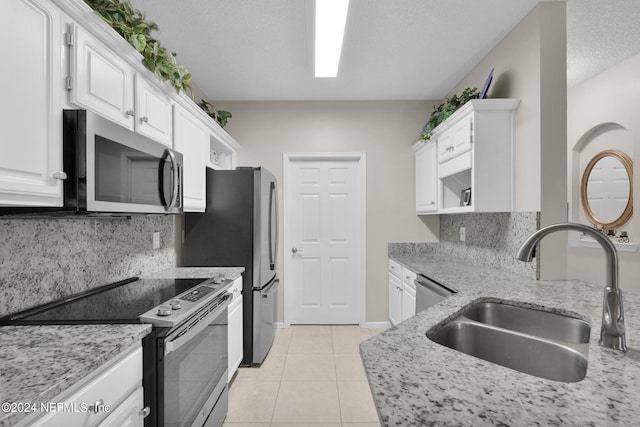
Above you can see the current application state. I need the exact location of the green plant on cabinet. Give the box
[420,87,478,141]
[84,0,192,93]
[197,100,232,128]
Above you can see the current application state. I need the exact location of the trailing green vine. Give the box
[197,100,232,128]
[420,87,479,141]
[84,0,191,93]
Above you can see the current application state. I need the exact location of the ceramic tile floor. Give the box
[223,325,386,427]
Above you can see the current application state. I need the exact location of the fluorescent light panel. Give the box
[315,0,349,78]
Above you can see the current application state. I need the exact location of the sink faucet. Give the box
[516,222,626,352]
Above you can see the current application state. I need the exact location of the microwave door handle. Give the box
[166,149,179,209]
[159,149,179,210]
[164,294,231,356]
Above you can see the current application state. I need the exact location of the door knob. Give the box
[291,247,303,254]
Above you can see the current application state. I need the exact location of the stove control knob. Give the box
[169,300,182,310]
[157,305,172,316]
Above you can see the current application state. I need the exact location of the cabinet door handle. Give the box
[125,109,135,117]
[53,171,67,180]
[140,116,149,123]
[141,406,151,418]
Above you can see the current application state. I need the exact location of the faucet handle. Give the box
[600,286,626,352]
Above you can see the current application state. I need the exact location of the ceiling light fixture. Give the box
[315,0,350,78]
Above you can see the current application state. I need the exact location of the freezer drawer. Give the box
[415,275,455,312]
[252,276,279,364]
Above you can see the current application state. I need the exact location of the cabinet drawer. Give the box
[438,114,473,163]
[228,277,242,297]
[96,387,144,427]
[388,259,402,278]
[29,346,142,427]
[402,268,417,290]
[438,151,472,179]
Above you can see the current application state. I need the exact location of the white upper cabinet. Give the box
[416,99,520,214]
[135,75,173,147]
[69,23,136,130]
[2,0,239,209]
[414,140,437,214]
[0,0,64,206]
[70,25,174,147]
[173,103,207,212]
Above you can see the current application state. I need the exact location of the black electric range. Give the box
[1,276,233,427]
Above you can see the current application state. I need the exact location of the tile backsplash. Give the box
[390,212,539,278]
[0,216,176,317]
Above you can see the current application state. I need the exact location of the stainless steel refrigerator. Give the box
[183,167,279,365]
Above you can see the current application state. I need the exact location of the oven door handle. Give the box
[165,293,232,356]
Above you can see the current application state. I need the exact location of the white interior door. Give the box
[285,154,365,324]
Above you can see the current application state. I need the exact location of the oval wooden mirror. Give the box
[580,150,633,229]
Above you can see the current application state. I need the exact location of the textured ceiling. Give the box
[129,0,640,101]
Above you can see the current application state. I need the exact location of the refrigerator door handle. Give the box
[259,277,279,296]
[269,181,278,270]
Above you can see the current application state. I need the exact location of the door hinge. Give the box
[66,76,73,91]
[64,31,74,47]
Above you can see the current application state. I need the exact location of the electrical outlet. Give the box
[152,232,161,249]
[459,227,466,242]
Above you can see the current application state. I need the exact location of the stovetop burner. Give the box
[1,277,223,325]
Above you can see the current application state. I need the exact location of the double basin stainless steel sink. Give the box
[427,300,591,382]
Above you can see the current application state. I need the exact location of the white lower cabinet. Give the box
[96,387,144,427]
[401,268,417,321]
[228,277,243,382]
[26,345,145,427]
[389,259,418,325]
[388,259,403,326]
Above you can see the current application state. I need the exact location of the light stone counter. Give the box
[361,253,640,426]
[0,324,151,427]
[141,266,244,281]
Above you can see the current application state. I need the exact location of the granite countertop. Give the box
[0,324,151,427]
[141,266,244,281]
[361,253,640,426]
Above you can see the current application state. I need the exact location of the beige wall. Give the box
[449,2,567,279]
[216,101,439,323]
[567,52,640,293]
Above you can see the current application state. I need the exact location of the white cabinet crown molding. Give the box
[52,0,240,154]
[430,98,521,140]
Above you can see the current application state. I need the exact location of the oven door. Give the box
[158,294,230,427]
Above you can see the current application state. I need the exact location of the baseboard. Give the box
[361,321,391,329]
[276,321,390,329]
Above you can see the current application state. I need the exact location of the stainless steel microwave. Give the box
[1,110,183,216]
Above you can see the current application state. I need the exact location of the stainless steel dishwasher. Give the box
[415,274,455,312]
